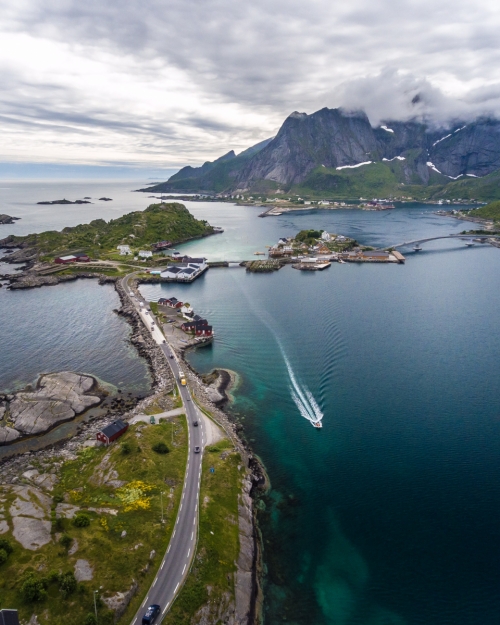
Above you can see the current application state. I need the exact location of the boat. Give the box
[312,421,323,429]
[254,251,265,255]
[413,246,422,252]
[338,259,346,264]
[213,226,224,233]
[465,241,474,247]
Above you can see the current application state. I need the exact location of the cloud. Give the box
[1,0,500,167]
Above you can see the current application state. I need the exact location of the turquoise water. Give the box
[140,207,500,625]
[1,181,499,624]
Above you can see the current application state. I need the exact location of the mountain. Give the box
[142,108,500,200]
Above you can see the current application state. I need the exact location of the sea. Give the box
[2,180,500,625]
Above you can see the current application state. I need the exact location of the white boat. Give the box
[338,259,346,264]
[312,420,323,429]
[213,226,224,233]
[465,241,474,247]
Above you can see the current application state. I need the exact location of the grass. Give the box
[162,438,242,624]
[0,419,188,625]
[467,200,500,220]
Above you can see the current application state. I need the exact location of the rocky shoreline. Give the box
[0,275,265,624]
[0,214,20,225]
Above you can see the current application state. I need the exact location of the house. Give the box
[160,260,208,282]
[96,419,129,446]
[195,324,212,337]
[181,304,194,317]
[321,231,331,241]
[181,320,212,336]
[182,256,206,264]
[0,610,20,625]
[117,245,131,255]
[74,253,90,262]
[159,297,183,308]
[171,251,182,258]
[54,255,77,264]
[193,314,207,324]
[139,250,153,258]
[361,251,390,260]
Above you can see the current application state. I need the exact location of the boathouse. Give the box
[54,255,77,264]
[96,419,128,446]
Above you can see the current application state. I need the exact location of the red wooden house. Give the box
[96,419,129,445]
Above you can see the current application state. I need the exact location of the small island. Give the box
[37,199,92,205]
[0,214,20,225]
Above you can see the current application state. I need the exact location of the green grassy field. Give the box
[0,419,187,625]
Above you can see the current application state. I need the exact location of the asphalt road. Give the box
[122,275,206,624]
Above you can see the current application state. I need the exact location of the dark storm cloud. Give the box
[2,0,500,164]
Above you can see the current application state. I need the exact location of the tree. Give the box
[60,534,73,549]
[121,441,132,455]
[0,548,8,565]
[59,571,77,598]
[20,574,48,603]
[73,513,91,528]
[83,615,97,625]
[0,538,13,555]
[152,442,170,454]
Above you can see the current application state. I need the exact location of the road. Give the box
[382,234,500,250]
[122,274,208,623]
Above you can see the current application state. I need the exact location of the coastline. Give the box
[0,274,265,624]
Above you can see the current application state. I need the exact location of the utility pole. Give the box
[94,590,99,623]
[161,491,165,523]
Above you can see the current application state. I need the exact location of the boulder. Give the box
[74,559,93,581]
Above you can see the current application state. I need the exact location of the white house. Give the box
[181,303,194,317]
[117,245,131,255]
[321,232,331,242]
[160,260,208,282]
[139,250,153,258]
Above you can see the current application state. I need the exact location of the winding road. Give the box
[121,273,209,624]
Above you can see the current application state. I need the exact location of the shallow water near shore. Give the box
[1,181,499,625]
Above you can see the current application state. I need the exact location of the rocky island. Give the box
[36,199,92,205]
[0,214,20,225]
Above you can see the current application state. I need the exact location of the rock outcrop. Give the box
[1,371,101,440]
[0,214,20,225]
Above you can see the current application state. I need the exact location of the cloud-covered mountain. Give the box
[143,107,500,198]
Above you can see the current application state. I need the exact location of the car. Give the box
[169,354,173,358]
[186,396,191,401]
[162,339,166,344]
[193,420,198,427]
[194,446,201,453]
[142,604,161,624]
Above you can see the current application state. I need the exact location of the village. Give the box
[151,295,214,346]
[263,229,405,270]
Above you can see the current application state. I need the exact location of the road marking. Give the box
[187,548,191,558]
[153,574,158,585]
[182,564,186,574]
[174,582,180,593]
[191,531,194,540]
[195,504,198,512]
[173,529,176,537]
[141,597,148,607]
[180,503,182,511]
[193,517,196,525]
[161,561,165,570]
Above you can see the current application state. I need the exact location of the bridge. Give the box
[381,234,500,250]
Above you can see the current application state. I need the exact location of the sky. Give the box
[1,0,500,175]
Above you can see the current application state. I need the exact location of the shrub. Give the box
[59,571,77,598]
[0,538,13,555]
[152,442,169,454]
[121,441,132,455]
[73,514,91,528]
[47,570,60,584]
[59,534,73,549]
[0,548,8,565]
[83,615,97,625]
[20,573,48,603]
[53,516,64,532]
[53,493,64,504]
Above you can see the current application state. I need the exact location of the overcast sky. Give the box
[1,0,500,172]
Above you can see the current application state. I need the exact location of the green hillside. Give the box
[3,203,212,258]
[469,199,500,220]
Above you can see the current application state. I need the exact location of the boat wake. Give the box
[282,348,324,427]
